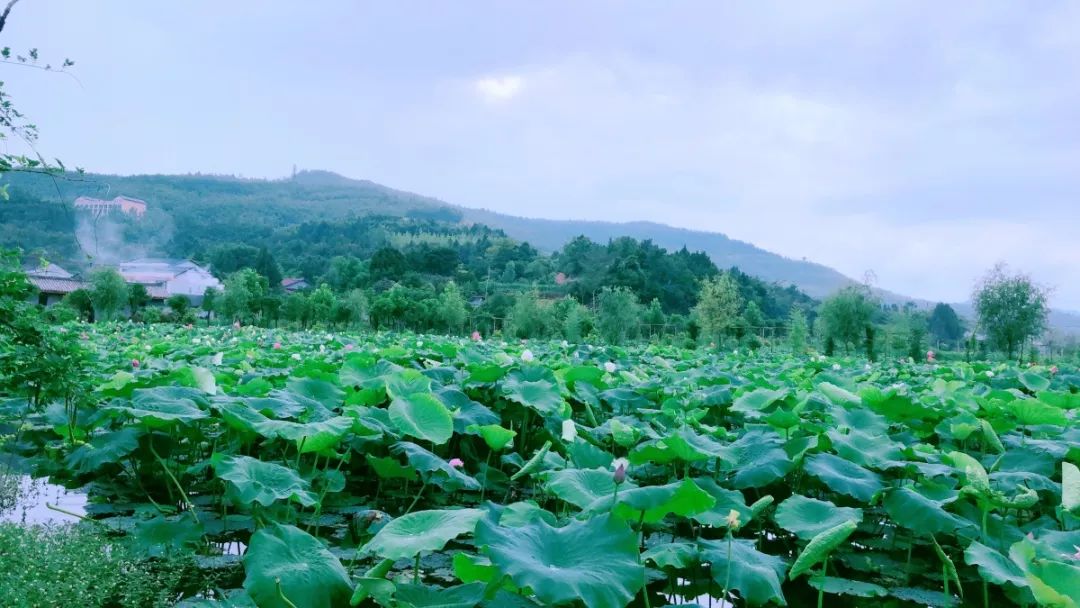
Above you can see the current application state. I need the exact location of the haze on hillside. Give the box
[4,1,1079,309]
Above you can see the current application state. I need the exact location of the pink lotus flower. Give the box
[80,333,89,340]
[233,321,241,329]
[448,458,464,468]
[1050,366,1059,375]
[471,331,482,341]
[272,342,282,350]
[926,351,936,363]
[131,359,140,368]
[612,458,629,485]
[344,344,354,351]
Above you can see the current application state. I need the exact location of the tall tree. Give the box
[254,246,283,290]
[596,286,641,345]
[437,280,468,334]
[818,286,877,354]
[973,263,1049,359]
[89,268,129,322]
[693,273,742,347]
[788,307,808,353]
[928,303,964,346]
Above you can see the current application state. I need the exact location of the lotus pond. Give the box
[2,324,1079,607]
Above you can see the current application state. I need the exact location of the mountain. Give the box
[3,169,1077,332]
[458,209,854,298]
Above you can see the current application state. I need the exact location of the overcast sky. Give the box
[3,1,1079,308]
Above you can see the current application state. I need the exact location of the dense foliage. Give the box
[2,322,1079,607]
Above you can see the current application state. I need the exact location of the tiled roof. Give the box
[28,276,86,294]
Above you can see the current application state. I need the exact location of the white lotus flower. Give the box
[611,457,629,471]
[561,340,569,347]
[604,361,617,374]
[864,363,872,371]
[521,349,534,362]
[986,371,995,378]
[561,419,577,442]
[212,352,223,366]
[832,363,841,371]
[290,353,301,360]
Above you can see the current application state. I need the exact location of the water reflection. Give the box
[0,475,87,525]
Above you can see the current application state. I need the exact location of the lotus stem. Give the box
[149,440,199,522]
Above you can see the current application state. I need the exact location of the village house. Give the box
[25,263,85,306]
[73,195,148,218]
[281,277,311,293]
[117,258,222,305]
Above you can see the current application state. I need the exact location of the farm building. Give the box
[73,195,148,218]
[281,277,311,292]
[118,258,222,305]
[25,263,84,306]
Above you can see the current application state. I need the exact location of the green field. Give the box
[2,324,1079,607]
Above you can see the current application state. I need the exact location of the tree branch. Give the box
[0,0,20,35]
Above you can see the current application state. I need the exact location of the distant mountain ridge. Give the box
[4,169,1078,333]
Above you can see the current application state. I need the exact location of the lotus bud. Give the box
[604,361,617,374]
[725,509,742,531]
[448,458,465,468]
[521,349,534,362]
[131,359,140,368]
[611,457,629,485]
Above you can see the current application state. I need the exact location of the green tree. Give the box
[973,263,1049,360]
[221,268,267,323]
[63,288,94,322]
[307,284,336,327]
[692,273,742,347]
[788,307,808,353]
[254,246,283,290]
[127,283,149,314]
[166,294,190,320]
[928,303,963,347]
[596,286,641,345]
[507,288,550,339]
[89,268,129,322]
[334,288,368,328]
[282,292,311,328]
[437,280,468,334]
[201,287,219,322]
[560,299,593,342]
[818,286,877,354]
[642,298,665,339]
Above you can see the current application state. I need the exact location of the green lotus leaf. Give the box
[604,477,716,523]
[502,368,566,416]
[243,523,352,608]
[719,429,794,489]
[1062,462,1080,515]
[389,392,454,445]
[467,423,516,451]
[64,427,143,473]
[110,386,210,427]
[475,513,644,608]
[392,441,480,491]
[804,453,884,502]
[213,454,317,507]
[286,377,345,408]
[789,520,858,580]
[884,487,970,537]
[544,467,637,510]
[362,508,483,560]
[700,537,788,607]
[394,583,486,608]
[642,542,700,570]
[808,576,888,598]
[774,494,863,540]
[965,541,1027,589]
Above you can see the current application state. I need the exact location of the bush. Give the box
[0,523,197,607]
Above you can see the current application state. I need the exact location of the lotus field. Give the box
[4,324,1080,608]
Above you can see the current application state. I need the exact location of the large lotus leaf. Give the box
[443,389,499,432]
[603,478,716,523]
[213,454,317,507]
[502,368,566,416]
[132,513,204,557]
[700,538,788,607]
[243,523,352,608]
[244,392,308,419]
[392,441,480,491]
[629,427,724,465]
[394,583,486,608]
[366,454,417,480]
[475,513,644,608]
[271,416,354,453]
[339,357,402,389]
[719,429,794,489]
[827,429,903,467]
[385,369,435,400]
[804,453,884,502]
[731,387,789,418]
[363,508,483,560]
[774,495,863,540]
[111,387,210,427]
[1009,537,1080,608]
[1008,399,1067,426]
[887,587,959,607]
[788,520,858,579]
[285,377,345,409]
[389,392,454,445]
[690,477,754,527]
[818,382,862,406]
[964,541,1028,589]
[544,467,637,510]
[64,427,143,473]
[808,576,888,599]
[642,542,700,570]
[1018,371,1052,393]
[883,487,970,537]
[467,424,516,451]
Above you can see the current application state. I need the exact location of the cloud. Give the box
[474,75,524,103]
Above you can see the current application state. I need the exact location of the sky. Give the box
[3,1,1080,309]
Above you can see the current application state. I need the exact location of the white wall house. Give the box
[117,258,222,305]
